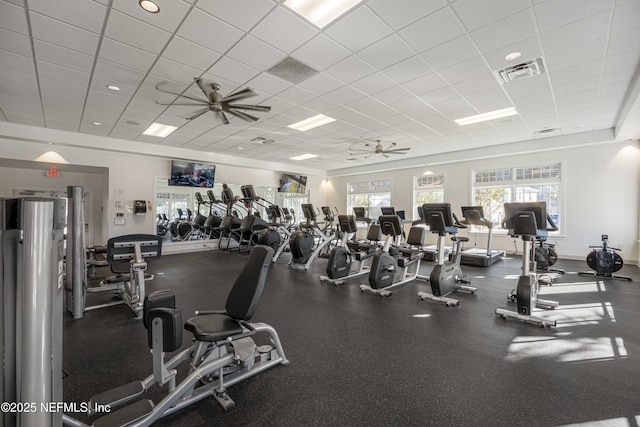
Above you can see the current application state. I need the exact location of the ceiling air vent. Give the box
[266,56,317,84]
[533,128,560,137]
[496,57,546,84]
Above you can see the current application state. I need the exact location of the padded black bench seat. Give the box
[184,314,244,342]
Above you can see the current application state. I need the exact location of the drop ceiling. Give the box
[1,0,639,174]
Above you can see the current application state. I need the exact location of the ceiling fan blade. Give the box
[384,148,411,153]
[381,142,397,151]
[194,78,211,98]
[383,154,390,158]
[364,153,376,159]
[155,101,207,106]
[349,149,371,153]
[226,108,259,122]
[222,87,256,102]
[216,111,230,125]
[155,82,208,104]
[383,151,408,155]
[226,103,271,112]
[185,107,210,121]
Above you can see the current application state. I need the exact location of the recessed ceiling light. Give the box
[238,147,244,150]
[107,85,120,91]
[288,114,336,131]
[422,170,434,176]
[454,107,517,126]
[283,0,363,28]
[289,153,318,161]
[143,122,178,137]
[139,0,160,13]
[92,121,103,126]
[505,52,522,61]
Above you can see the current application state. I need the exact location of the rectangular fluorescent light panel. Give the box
[454,107,517,126]
[284,0,363,28]
[143,122,178,137]
[289,153,318,161]
[288,114,336,131]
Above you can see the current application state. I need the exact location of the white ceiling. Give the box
[1,0,639,173]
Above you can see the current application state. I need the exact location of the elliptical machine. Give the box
[288,203,336,270]
[417,203,476,306]
[320,215,381,285]
[495,202,558,328]
[360,215,427,297]
[579,235,632,281]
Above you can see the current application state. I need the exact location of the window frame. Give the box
[347,178,392,220]
[413,173,446,219]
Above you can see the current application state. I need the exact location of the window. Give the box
[347,179,392,219]
[414,174,445,219]
[472,163,562,232]
[282,192,310,223]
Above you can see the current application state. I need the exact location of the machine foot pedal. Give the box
[93,399,153,427]
[91,381,144,410]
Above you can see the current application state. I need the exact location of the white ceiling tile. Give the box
[548,59,603,86]
[350,72,396,94]
[0,28,31,57]
[0,50,34,74]
[367,0,447,31]
[250,6,317,54]
[297,73,344,96]
[419,86,460,105]
[544,38,607,72]
[358,34,415,70]
[452,73,502,96]
[34,40,94,74]
[452,0,530,31]
[398,7,465,53]
[324,55,376,84]
[371,85,414,104]
[540,11,610,55]
[99,37,157,73]
[162,36,221,72]
[302,97,341,113]
[112,0,191,33]
[227,35,285,70]
[470,10,537,53]
[402,72,449,95]
[388,96,427,113]
[29,0,107,34]
[612,0,640,33]
[198,0,275,32]
[325,6,393,52]
[94,59,146,87]
[534,0,612,33]
[599,81,631,97]
[276,86,317,105]
[177,8,244,54]
[206,56,260,85]
[431,98,475,119]
[105,10,171,55]
[4,112,45,126]
[602,66,637,86]
[36,60,90,87]
[292,34,351,71]
[607,26,640,55]
[344,97,385,114]
[421,35,479,70]
[325,86,366,105]
[91,75,139,99]
[552,75,600,97]
[39,77,86,98]
[604,49,640,73]
[0,1,28,35]
[437,57,492,85]
[382,56,432,84]
[30,12,100,56]
[246,72,292,96]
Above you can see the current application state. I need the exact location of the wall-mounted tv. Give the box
[169,160,216,188]
[278,174,307,194]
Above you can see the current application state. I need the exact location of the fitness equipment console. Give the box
[458,206,505,267]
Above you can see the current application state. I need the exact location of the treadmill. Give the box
[458,206,505,267]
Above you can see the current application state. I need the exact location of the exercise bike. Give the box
[417,203,476,306]
[288,203,336,270]
[360,215,427,297]
[579,234,632,281]
[320,215,381,285]
[63,246,288,427]
[495,202,558,328]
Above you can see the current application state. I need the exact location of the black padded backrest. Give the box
[427,211,446,232]
[338,215,357,233]
[366,224,382,241]
[225,245,274,321]
[378,215,403,237]
[406,226,426,246]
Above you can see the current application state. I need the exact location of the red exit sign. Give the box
[46,169,60,178]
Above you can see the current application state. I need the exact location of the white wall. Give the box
[327,140,640,262]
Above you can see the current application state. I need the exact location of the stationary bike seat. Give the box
[451,236,470,243]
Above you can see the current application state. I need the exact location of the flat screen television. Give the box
[278,174,307,193]
[169,160,215,188]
